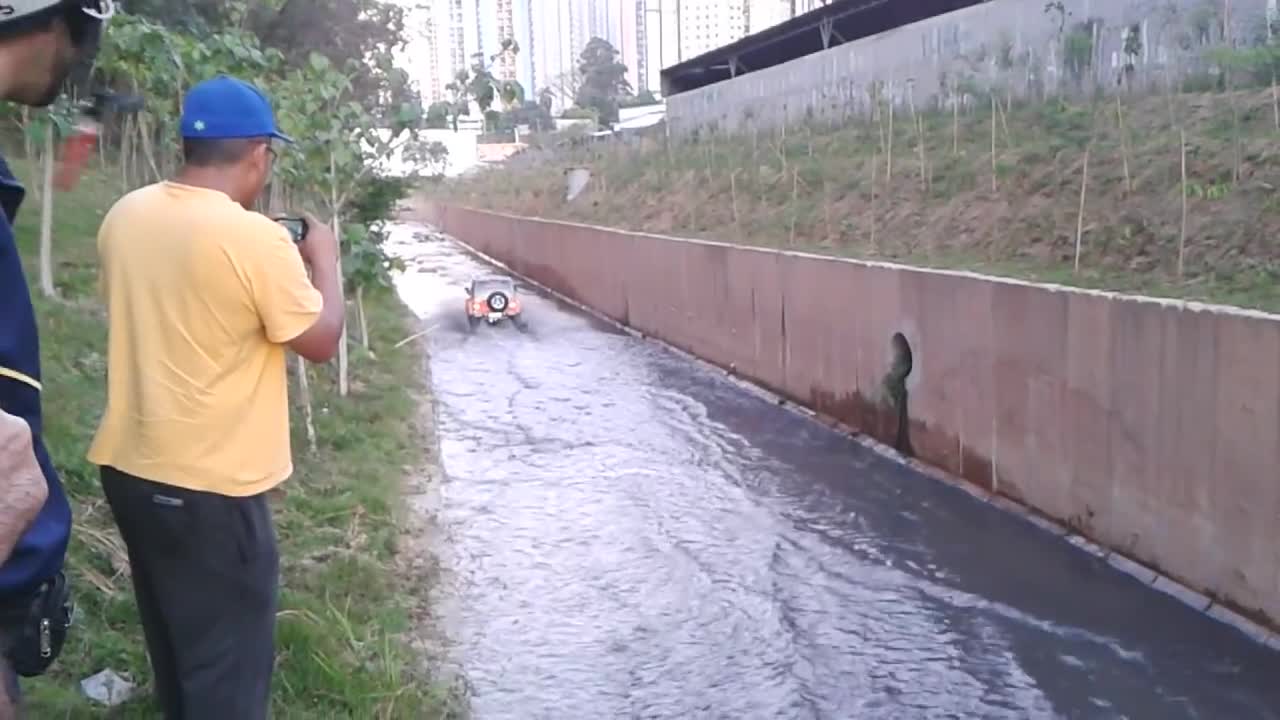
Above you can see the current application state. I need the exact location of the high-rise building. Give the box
[588,0,610,44]
[790,0,830,15]
[423,0,664,109]
[457,0,480,78]
[423,15,443,103]
[491,0,517,81]
[568,0,591,59]
[640,0,679,93]
[523,0,537,95]
[678,0,746,59]
[512,0,535,94]
[405,0,466,104]
[746,0,790,34]
[470,0,535,99]
[531,1,579,109]
[635,1,649,91]
[616,0,641,92]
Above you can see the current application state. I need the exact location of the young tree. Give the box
[27,101,76,298]
[499,101,553,133]
[404,140,450,178]
[545,67,584,110]
[271,52,424,396]
[442,40,523,133]
[575,37,631,126]
[466,40,525,131]
[443,69,472,132]
[425,101,451,129]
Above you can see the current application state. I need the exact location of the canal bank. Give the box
[412,202,1280,641]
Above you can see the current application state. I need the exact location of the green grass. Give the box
[445,86,1280,314]
[5,157,460,718]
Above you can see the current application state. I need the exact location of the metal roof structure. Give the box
[661,0,985,96]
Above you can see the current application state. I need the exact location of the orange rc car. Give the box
[465,275,523,330]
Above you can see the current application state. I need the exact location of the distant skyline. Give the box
[403,0,808,107]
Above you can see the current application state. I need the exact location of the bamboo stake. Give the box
[1179,128,1188,279]
[823,179,833,245]
[393,324,439,349]
[1271,12,1280,131]
[907,85,928,192]
[730,169,741,236]
[990,94,998,192]
[1074,143,1091,274]
[1117,95,1133,193]
[952,81,960,156]
[870,151,879,252]
[1272,73,1279,131]
[886,96,895,181]
[788,168,799,246]
[997,95,1013,149]
[874,95,887,160]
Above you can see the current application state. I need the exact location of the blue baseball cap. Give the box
[180,75,293,144]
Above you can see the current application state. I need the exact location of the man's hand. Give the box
[297,213,339,270]
[0,411,47,566]
[286,214,345,364]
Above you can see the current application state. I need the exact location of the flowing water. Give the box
[389,225,1280,720]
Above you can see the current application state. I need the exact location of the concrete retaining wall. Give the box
[416,203,1280,629]
[667,0,1272,135]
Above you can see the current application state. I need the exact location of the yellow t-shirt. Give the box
[87,182,322,497]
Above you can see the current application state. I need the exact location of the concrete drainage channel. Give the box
[429,228,1280,653]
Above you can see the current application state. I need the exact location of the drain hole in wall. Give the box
[883,332,914,455]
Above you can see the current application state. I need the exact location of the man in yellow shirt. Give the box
[88,75,345,720]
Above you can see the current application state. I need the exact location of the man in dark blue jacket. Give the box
[0,2,111,716]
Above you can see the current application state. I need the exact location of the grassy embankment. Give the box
[445,87,1280,314]
[6,157,457,718]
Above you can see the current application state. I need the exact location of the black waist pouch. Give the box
[2,572,72,678]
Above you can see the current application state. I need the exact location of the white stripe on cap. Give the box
[2,1,114,22]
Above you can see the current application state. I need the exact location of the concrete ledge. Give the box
[1021,512,1073,538]
[1152,576,1213,613]
[1064,534,1109,558]
[1106,553,1159,584]
[1207,603,1277,646]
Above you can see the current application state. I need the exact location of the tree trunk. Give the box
[137,115,162,183]
[39,124,56,299]
[295,354,317,454]
[22,108,32,162]
[120,115,132,189]
[357,285,369,350]
[330,151,350,398]
[98,121,107,167]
